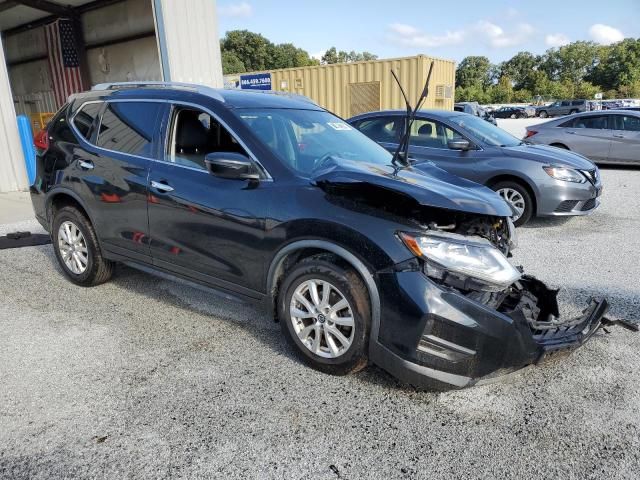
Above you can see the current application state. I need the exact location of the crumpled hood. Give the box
[312,158,512,217]
[502,144,596,169]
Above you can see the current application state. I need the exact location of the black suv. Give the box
[30,82,619,389]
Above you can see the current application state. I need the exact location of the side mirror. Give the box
[204,152,259,180]
[447,138,472,151]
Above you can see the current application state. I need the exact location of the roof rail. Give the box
[91,81,226,102]
[92,81,199,91]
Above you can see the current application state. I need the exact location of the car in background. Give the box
[454,101,497,125]
[492,106,528,119]
[525,110,640,165]
[348,110,602,226]
[536,99,587,118]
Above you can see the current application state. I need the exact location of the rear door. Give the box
[350,116,402,153]
[86,100,162,261]
[559,115,612,162]
[609,114,640,164]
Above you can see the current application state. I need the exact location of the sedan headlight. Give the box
[399,232,521,290]
[543,166,586,183]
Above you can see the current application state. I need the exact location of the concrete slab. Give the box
[0,191,35,225]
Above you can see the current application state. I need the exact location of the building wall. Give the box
[225,55,456,118]
[6,0,159,116]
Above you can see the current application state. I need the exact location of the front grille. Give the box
[582,198,597,211]
[555,200,578,213]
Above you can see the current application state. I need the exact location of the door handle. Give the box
[150,180,174,193]
[566,131,576,135]
[78,160,94,170]
[613,133,624,138]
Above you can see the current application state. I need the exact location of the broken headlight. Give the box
[399,231,522,291]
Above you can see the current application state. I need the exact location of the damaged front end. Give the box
[378,225,637,389]
[312,158,636,389]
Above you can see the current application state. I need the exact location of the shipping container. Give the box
[224,54,456,118]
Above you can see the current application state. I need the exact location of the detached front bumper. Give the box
[370,270,633,390]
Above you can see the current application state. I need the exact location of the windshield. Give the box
[236,109,393,176]
[448,114,522,147]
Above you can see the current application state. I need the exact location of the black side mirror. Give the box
[204,152,259,180]
[447,138,472,151]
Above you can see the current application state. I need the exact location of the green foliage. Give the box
[220,30,319,74]
[455,56,492,89]
[321,47,378,64]
[456,38,640,104]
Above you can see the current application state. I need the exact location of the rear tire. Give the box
[278,255,370,375]
[569,109,578,115]
[52,206,114,286]
[492,180,534,227]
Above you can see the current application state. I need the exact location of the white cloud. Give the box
[545,33,570,47]
[475,21,534,48]
[218,2,252,17]
[589,24,624,45]
[310,50,326,61]
[387,20,534,50]
[387,23,465,48]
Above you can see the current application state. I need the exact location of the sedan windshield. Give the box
[449,114,522,147]
[236,109,393,176]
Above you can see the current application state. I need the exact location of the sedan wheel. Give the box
[497,188,526,221]
[58,220,89,274]
[289,279,354,359]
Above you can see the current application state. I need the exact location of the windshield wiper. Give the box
[390,61,435,168]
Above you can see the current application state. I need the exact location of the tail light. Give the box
[34,129,49,150]
[524,130,537,139]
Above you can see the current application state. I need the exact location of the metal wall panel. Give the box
[152,0,223,88]
[0,36,28,192]
[228,55,456,118]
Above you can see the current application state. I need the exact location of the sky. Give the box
[217,0,640,63]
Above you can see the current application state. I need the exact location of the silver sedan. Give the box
[525,110,640,165]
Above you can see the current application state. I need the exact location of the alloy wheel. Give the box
[58,220,89,274]
[289,279,355,359]
[497,187,526,222]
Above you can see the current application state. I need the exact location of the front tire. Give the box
[278,256,370,375]
[52,206,114,286]
[538,110,548,118]
[492,180,534,227]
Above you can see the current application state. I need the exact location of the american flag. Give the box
[44,19,86,108]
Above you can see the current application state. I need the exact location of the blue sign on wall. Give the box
[239,73,272,90]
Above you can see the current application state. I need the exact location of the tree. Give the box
[321,47,378,64]
[540,41,601,84]
[221,51,246,75]
[589,38,640,90]
[220,30,272,72]
[269,43,318,70]
[490,76,514,103]
[456,56,492,89]
[501,52,541,89]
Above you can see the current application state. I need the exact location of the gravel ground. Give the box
[1,168,639,480]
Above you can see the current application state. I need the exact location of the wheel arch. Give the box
[46,189,95,230]
[266,239,382,352]
[486,174,538,215]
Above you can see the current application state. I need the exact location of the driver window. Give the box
[410,119,458,149]
[168,107,247,170]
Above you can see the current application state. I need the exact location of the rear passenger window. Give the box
[356,117,399,143]
[572,116,608,130]
[97,102,161,157]
[72,102,102,140]
[571,100,584,106]
[617,115,640,132]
